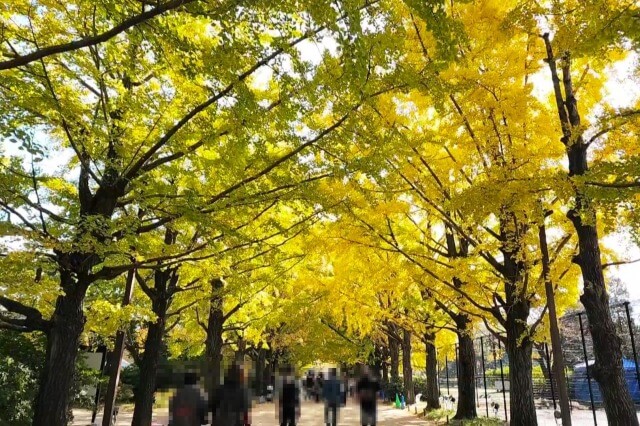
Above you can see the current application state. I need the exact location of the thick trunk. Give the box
[500,212,537,425]
[131,303,167,426]
[372,345,384,381]
[576,220,639,425]
[543,36,639,426]
[389,337,400,382]
[255,347,266,396]
[402,328,414,404]
[454,327,477,420]
[205,278,224,393]
[506,337,537,426]
[32,287,87,426]
[379,344,389,384]
[424,333,440,410]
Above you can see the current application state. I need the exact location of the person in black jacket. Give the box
[278,365,300,426]
[305,372,315,401]
[210,363,251,426]
[356,367,380,426]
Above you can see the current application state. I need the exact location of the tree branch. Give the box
[0,0,199,70]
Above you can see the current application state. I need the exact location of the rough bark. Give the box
[254,347,266,396]
[543,34,638,426]
[389,336,400,382]
[506,338,537,426]
[454,324,477,420]
[424,332,440,410]
[502,217,537,426]
[205,278,225,393]
[382,361,389,385]
[132,257,176,426]
[30,159,125,425]
[32,280,87,425]
[379,344,389,385]
[131,299,167,426]
[402,328,414,404]
[579,239,638,425]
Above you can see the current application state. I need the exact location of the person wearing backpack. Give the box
[169,371,208,426]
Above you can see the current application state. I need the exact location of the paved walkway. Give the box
[73,400,429,425]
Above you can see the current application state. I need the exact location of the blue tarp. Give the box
[572,359,640,403]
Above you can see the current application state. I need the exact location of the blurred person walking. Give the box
[356,367,380,426]
[169,371,208,426]
[322,368,342,426]
[305,372,315,401]
[314,372,324,403]
[210,363,251,426]
[278,366,300,426]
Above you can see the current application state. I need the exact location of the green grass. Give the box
[423,408,455,421]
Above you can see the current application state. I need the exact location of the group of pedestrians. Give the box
[168,363,381,426]
[279,366,380,426]
[169,363,251,426]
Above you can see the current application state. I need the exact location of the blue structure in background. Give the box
[572,359,640,403]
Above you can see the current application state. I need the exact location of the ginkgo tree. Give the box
[1,0,639,425]
[0,1,396,424]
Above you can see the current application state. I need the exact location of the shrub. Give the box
[383,376,405,401]
[0,331,44,426]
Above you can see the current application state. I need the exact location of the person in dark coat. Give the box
[314,372,324,403]
[356,367,380,426]
[278,366,300,426]
[305,372,315,401]
[323,368,342,426]
[211,363,251,426]
[169,371,208,426]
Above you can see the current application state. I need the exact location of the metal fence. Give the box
[432,300,640,425]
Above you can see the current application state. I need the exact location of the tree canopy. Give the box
[1,0,639,425]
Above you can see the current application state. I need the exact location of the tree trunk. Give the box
[389,337,400,382]
[103,270,135,426]
[255,347,266,396]
[535,344,552,399]
[542,35,639,426]
[500,212,537,425]
[32,285,87,426]
[379,344,389,384]
[131,301,167,426]
[576,222,639,425]
[541,222,572,426]
[424,332,440,410]
[454,326,477,420]
[402,328,414,404]
[205,278,224,393]
[235,337,246,363]
[506,336,537,426]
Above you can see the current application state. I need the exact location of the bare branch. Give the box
[603,258,640,269]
